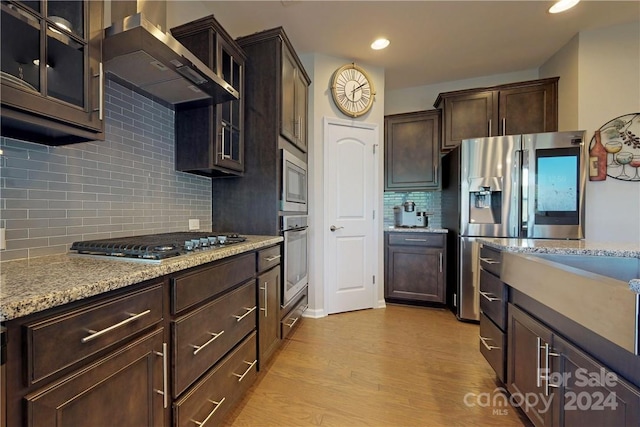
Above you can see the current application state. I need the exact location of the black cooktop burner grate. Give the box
[70,232,246,260]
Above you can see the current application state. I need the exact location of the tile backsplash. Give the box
[0,80,212,261]
[383,191,442,228]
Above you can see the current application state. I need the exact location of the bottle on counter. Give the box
[589,130,607,181]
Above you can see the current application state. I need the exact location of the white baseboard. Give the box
[302,308,326,318]
[377,299,387,309]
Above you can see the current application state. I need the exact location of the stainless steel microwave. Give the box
[281,149,307,212]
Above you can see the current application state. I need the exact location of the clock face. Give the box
[331,64,375,118]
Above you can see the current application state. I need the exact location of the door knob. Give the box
[330,225,344,232]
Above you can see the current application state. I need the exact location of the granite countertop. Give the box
[478,237,640,293]
[0,235,282,322]
[386,226,448,234]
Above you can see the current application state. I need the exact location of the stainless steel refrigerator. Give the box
[442,131,587,321]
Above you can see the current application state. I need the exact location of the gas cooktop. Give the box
[69,232,246,263]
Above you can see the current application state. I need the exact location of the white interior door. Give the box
[324,117,377,314]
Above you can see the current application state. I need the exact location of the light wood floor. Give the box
[224,305,529,426]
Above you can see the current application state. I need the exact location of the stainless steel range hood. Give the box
[103,1,238,107]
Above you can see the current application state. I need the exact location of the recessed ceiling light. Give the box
[371,38,390,50]
[549,0,580,14]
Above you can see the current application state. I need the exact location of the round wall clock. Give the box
[330,63,376,118]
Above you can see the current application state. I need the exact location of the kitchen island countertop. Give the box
[386,226,448,233]
[0,235,282,322]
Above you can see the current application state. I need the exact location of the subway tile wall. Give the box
[383,191,442,228]
[0,80,212,261]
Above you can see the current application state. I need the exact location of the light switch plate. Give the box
[188,219,200,230]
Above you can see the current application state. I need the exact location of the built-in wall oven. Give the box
[281,149,307,212]
[281,215,308,309]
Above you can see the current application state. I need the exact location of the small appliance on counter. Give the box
[393,201,429,228]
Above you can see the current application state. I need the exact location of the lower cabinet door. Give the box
[25,329,166,427]
[479,313,506,383]
[174,332,258,427]
[553,336,640,427]
[258,266,281,369]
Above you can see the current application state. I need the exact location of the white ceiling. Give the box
[187,1,640,91]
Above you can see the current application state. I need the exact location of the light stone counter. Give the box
[478,238,640,294]
[386,226,448,234]
[0,235,282,322]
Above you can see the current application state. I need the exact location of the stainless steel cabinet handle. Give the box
[536,337,543,388]
[502,118,506,136]
[232,360,257,382]
[219,124,228,160]
[330,225,344,232]
[405,238,427,242]
[260,283,268,317]
[544,342,560,396]
[192,397,226,426]
[479,335,499,350]
[479,257,500,265]
[154,343,168,408]
[479,291,500,302]
[264,255,281,262]
[92,63,104,121]
[81,309,151,343]
[439,253,443,273]
[233,306,257,322]
[191,330,224,355]
[488,119,492,137]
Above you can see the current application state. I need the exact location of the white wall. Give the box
[576,22,640,243]
[301,53,386,317]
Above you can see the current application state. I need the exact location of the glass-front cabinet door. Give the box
[0,0,103,144]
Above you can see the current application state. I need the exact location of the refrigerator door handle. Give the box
[512,150,522,237]
[521,149,530,237]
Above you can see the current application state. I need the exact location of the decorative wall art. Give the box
[588,113,640,182]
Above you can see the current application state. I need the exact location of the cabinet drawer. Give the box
[258,245,281,273]
[479,269,507,330]
[281,294,308,340]
[171,253,255,314]
[174,332,258,427]
[173,280,256,397]
[479,245,502,277]
[387,233,444,247]
[26,284,163,385]
[479,313,506,383]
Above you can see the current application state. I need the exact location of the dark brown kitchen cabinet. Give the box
[257,257,281,369]
[5,280,167,427]
[552,335,640,427]
[384,232,446,304]
[507,303,554,427]
[172,15,246,176]
[434,77,558,151]
[385,110,441,191]
[280,40,310,153]
[0,0,104,145]
[25,329,165,427]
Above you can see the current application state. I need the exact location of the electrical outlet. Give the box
[0,228,5,250]
[188,219,200,230]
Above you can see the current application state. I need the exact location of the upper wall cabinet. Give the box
[434,77,558,152]
[0,0,104,144]
[280,45,310,153]
[172,15,246,177]
[385,109,441,191]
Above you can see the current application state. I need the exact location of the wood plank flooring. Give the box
[224,305,530,426]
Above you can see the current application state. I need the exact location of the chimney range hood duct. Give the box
[103,1,238,107]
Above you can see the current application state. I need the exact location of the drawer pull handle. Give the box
[192,330,225,355]
[81,309,151,343]
[479,335,500,351]
[479,257,500,265]
[232,359,257,382]
[192,397,226,426]
[260,283,268,317]
[479,291,500,302]
[264,255,281,262]
[154,343,168,408]
[233,306,257,322]
[405,238,427,242]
